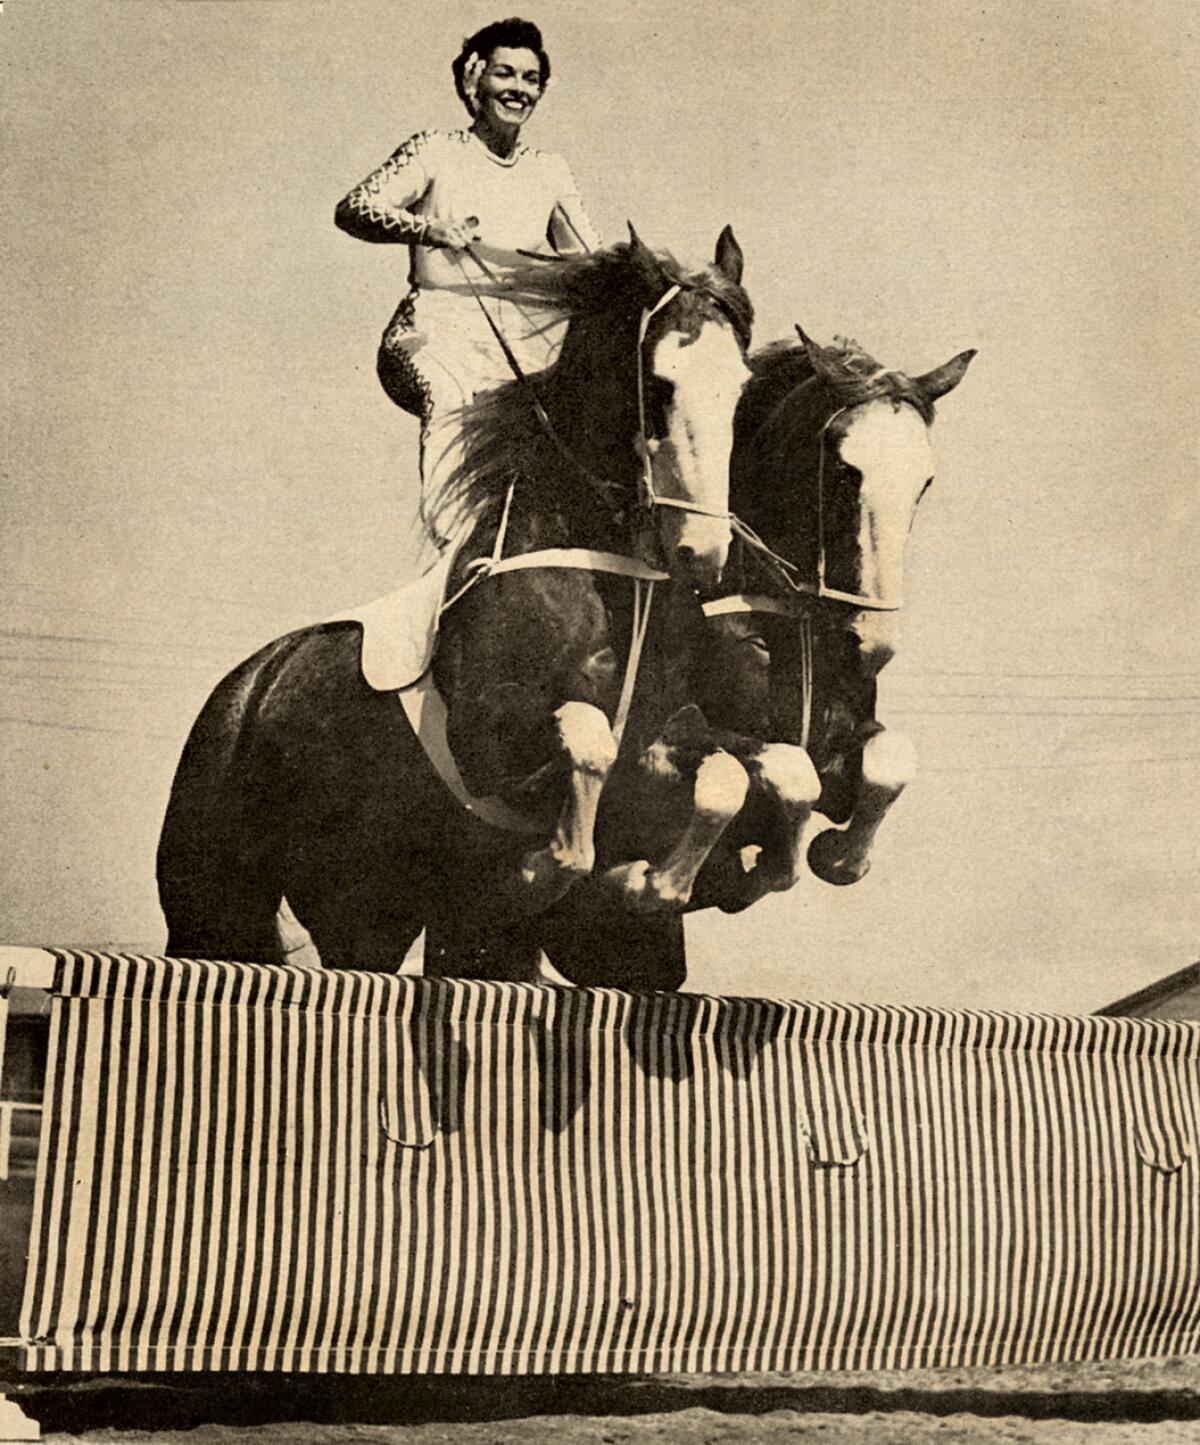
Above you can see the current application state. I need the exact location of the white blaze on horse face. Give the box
[837,400,935,609]
[649,320,750,589]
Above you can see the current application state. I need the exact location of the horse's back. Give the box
[157,623,433,962]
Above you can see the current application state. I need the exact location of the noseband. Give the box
[740,373,905,613]
[633,284,734,524]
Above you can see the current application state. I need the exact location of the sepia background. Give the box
[3,0,1197,1013]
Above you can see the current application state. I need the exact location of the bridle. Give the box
[729,372,908,614]
[459,252,734,528]
[632,283,734,524]
[700,367,914,750]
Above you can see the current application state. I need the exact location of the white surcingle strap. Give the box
[700,595,813,751]
[612,578,658,752]
[416,555,668,833]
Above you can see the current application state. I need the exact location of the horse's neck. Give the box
[480,311,643,556]
[733,421,821,547]
[544,313,643,488]
[503,475,626,556]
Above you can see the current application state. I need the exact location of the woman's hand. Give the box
[422,215,482,250]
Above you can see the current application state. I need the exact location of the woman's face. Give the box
[474,46,543,130]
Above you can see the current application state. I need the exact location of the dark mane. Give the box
[737,334,936,448]
[435,242,754,527]
[516,245,753,343]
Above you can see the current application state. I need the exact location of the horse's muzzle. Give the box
[662,512,730,594]
[671,539,729,594]
[848,610,900,673]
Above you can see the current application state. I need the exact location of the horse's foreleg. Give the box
[602,750,749,913]
[738,743,823,897]
[514,701,617,910]
[808,728,917,885]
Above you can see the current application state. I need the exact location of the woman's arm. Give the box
[548,157,600,255]
[334,136,433,244]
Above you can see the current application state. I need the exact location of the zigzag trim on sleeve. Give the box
[339,131,452,239]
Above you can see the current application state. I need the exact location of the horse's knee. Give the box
[754,743,821,811]
[554,701,617,778]
[692,750,750,824]
[861,730,917,794]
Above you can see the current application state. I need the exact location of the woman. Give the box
[335,17,599,553]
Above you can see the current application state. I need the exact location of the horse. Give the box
[704,329,975,900]
[157,230,755,977]
[515,329,976,989]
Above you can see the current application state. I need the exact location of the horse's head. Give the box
[471,232,752,588]
[735,331,974,669]
[626,226,753,591]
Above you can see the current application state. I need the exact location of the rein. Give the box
[733,371,903,613]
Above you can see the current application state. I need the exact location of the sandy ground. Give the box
[30,1414,1200,1444]
[9,1356,1197,1443]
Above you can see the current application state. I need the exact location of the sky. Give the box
[2,0,1197,1013]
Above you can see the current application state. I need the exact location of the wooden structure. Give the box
[1101,962,1200,1022]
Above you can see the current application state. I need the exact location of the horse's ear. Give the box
[626,221,664,290]
[912,349,977,402]
[795,324,835,381]
[714,225,744,285]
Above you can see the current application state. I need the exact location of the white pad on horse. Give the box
[329,545,459,692]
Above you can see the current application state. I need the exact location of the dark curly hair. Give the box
[451,18,551,115]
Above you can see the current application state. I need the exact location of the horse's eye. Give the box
[644,375,675,437]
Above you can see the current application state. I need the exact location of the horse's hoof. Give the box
[807,829,870,887]
[601,859,653,906]
[599,860,684,913]
[511,846,584,912]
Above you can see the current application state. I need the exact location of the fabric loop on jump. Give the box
[797,1045,872,1169]
[1125,1057,1195,1174]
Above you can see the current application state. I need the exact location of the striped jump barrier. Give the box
[2,950,1198,1374]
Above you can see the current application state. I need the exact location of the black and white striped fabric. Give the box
[19,951,1200,1374]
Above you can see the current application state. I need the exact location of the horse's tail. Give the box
[157,634,303,964]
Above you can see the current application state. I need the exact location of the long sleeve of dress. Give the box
[548,158,600,255]
[334,135,432,245]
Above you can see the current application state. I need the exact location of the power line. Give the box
[890,707,1200,719]
[2,715,1197,776]
[0,715,177,741]
[0,626,243,652]
[888,690,1200,703]
[925,755,1200,773]
[896,667,1200,681]
[5,578,301,619]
